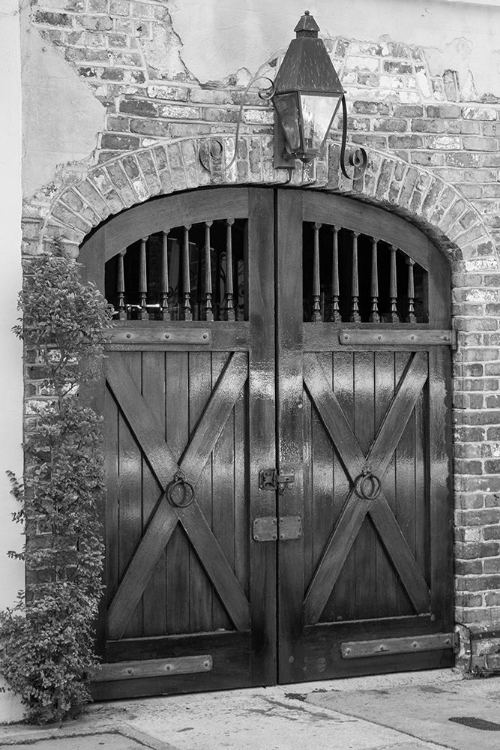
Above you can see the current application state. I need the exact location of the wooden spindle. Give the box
[161,231,170,321]
[312,223,322,322]
[388,244,399,323]
[183,225,192,321]
[369,237,380,323]
[330,226,342,322]
[224,219,235,321]
[350,232,361,322]
[204,221,214,321]
[406,257,416,323]
[138,237,149,320]
[117,250,127,320]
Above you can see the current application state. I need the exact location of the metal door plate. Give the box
[341,632,458,659]
[93,655,213,681]
[253,516,302,542]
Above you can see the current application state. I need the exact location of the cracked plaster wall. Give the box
[21,2,106,198]
[171,0,500,99]
[21,0,500,201]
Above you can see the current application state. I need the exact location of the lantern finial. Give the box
[294,10,320,37]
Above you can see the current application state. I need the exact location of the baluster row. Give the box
[308,224,421,324]
[112,220,238,321]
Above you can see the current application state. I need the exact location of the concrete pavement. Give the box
[0,669,498,749]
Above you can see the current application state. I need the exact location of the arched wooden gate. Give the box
[80,187,455,700]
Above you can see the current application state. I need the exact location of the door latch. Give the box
[259,468,295,495]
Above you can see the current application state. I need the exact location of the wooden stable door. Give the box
[80,187,454,701]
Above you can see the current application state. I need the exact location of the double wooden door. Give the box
[80,187,454,701]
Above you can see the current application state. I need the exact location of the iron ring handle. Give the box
[166,471,195,508]
[354,468,382,501]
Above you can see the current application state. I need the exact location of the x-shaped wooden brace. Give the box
[106,351,251,640]
[303,351,431,625]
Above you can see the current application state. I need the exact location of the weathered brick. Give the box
[456,559,483,574]
[104,162,137,207]
[373,118,407,132]
[425,135,461,150]
[426,104,461,118]
[484,558,500,573]
[462,107,497,121]
[456,593,483,607]
[353,101,391,115]
[136,150,161,194]
[34,11,72,26]
[101,68,125,82]
[455,542,500,559]
[463,136,499,151]
[485,593,500,606]
[383,60,413,74]
[393,104,423,117]
[120,98,157,117]
[130,119,171,137]
[411,119,445,133]
[160,104,201,120]
[388,134,423,149]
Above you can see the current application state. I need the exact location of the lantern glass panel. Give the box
[299,93,342,156]
[274,92,301,153]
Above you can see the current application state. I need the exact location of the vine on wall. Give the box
[0,255,112,724]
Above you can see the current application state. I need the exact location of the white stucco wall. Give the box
[0,0,27,724]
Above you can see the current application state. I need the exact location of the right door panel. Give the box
[277,190,454,684]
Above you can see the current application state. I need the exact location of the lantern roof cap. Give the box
[294,10,320,37]
[274,12,344,96]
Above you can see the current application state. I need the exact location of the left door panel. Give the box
[79,188,277,699]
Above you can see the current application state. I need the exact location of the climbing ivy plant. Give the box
[0,255,112,724]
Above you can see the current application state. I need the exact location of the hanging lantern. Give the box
[272,10,366,177]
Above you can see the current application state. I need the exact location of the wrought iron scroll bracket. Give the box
[199,74,275,174]
[339,94,368,180]
[354,466,381,501]
[166,470,195,508]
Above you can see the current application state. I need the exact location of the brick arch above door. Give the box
[39,133,497,275]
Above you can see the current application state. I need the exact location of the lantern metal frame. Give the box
[272,10,367,178]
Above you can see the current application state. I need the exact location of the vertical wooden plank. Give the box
[233,376,248,596]
[394,351,417,617]
[311,353,335,623]
[188,351,215,633]
[276,188,304,682]
[374,351,400,618]
[141,351,167,637]
[210,352,233,631]
[353,351,377,620]
[429,347,454,628]
[248,188,276,687]
[330,351,356,622]
[118,353,144,637]
[165,352,190,635]
[104,386,119,612]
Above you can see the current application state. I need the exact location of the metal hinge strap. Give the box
[341,632,458,659]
